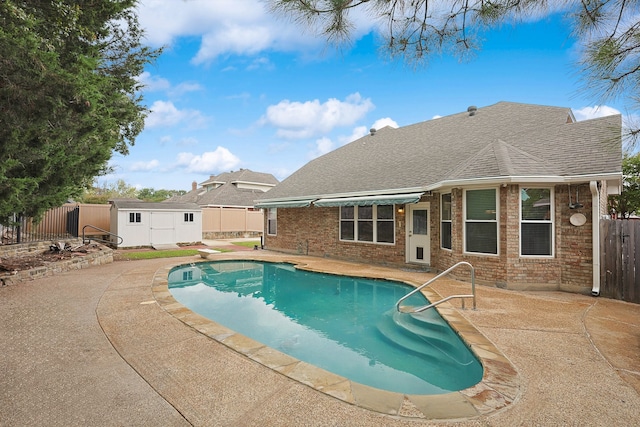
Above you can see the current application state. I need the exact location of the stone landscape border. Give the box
[0,240,113,286]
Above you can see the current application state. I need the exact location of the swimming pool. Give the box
[168,260,483,395]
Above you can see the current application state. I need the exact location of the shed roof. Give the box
[112,201,201,211]
[257,102,622,204]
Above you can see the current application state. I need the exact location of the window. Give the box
[340,206,355,240]
[184,213,194,222]
[267,208,277,235]
[464,189,498,254]
[520,187,553,256]
[128,212,141,223]
[340,205,395,244]
[377,205,395,243]
[441,193,452,250]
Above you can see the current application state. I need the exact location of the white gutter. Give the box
[426,172,623,192]
[256,186,430,204]
[590,181,601,296]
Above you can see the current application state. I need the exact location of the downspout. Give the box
[590,181,600,296]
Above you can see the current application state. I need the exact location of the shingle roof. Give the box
[112,201,200,210]
[199,169,279,187]
[257,102,622,202]
[169,169,278,207]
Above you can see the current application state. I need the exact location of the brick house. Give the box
[255,102,622,294]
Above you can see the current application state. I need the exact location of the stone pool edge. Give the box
[151,255,521,421]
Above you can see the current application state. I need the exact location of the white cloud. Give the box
[137,72,203,97]
[261,93,375,139]
[572,105,621,121]
[170,82,204,97]
[145,100,209,129]
[371,117,399,130]
[137,0,260,46]
[136,0,328,64]
[137,71,170,92]
[309,137,335,159]
[176,147,241,173]
[130,160,160,172]
[193,25,274,65]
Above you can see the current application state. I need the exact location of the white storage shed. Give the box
[110,201,202,248]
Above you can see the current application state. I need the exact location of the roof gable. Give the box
[445,139,556,181]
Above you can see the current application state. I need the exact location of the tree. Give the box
[78,181,187,204]
[0,1,160,224]
[267,0,639,143]
[609,153,640,218]
[137,188,187,202]
[79,180,139,204]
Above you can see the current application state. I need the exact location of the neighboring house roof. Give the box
[112,201,201,211]
[256,102,622,205]
[108,197,142,203]
[169,169,279,207]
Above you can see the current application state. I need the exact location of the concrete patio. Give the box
[1,251,638,426]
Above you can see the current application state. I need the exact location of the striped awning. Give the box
[313,192,424,207]
[254,199,314,209]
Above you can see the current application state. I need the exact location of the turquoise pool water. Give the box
[168,260,483,394]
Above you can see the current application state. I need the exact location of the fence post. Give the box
[16,215,22,243]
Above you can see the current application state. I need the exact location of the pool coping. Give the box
[151,254,521,420]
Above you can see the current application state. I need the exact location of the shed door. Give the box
[407,203,430,265]
[150,212,175,245]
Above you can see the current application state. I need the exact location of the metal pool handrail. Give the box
[395,261,476,312]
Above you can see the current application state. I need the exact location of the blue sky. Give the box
[103,0,631,191]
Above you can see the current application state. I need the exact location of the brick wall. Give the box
[431,184,594,292]
[264,205,407,266]
[264,183,598,293]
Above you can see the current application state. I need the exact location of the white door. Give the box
[150,212,175,245]
[407,203,430,264]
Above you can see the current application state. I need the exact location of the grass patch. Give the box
[231,240,261,248]
[119,249,204,260]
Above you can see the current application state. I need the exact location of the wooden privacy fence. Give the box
[201,207,263,235]
[600,219,640,303]
[1,204,265,246]
[0,203,112,245]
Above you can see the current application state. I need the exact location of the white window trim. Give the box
[267,208,277,236]
[441,193,452,251]
[520,187,555,258]
[463,188,500,256]
[128,212,142,225]
[339,205,396,245]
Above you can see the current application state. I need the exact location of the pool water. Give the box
[168,260,483,394]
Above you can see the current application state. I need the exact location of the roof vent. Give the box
[467,105,477,116]
[370,128,376,136]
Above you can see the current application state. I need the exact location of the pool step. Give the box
[376,310,477,366]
